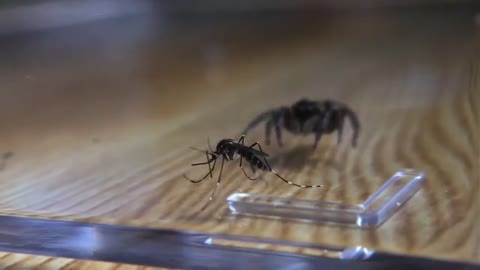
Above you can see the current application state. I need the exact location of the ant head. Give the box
[215,139,234,153]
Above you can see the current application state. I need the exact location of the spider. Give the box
[242,98,360,149]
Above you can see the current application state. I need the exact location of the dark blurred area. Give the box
[0,0,479,36]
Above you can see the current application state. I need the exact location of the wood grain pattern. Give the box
[0,8,478,267]
[0,252,172,270]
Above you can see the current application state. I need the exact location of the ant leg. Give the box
[237,134,246,145]
[248,141,264,151]
[238,134,249,166]
[247,142,272,172]
[201,158,225,211]
[250,142,322,188]
[270,170,324,188]
[241,162,260,181]
[184,159,216,183]
[250,162,257,174]
[241,166,258,180]
[236,138,258,180]
[205,151,213,178]
[239,155,258,180]
[249,141,323,188]
[191,157,215,166]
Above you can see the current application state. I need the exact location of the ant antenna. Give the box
[207,137,214,152]
[190,147,207,153]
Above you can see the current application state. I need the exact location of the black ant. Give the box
[242,98,360,149]
[184,135,323,211]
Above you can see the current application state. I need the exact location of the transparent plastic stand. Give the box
[198,236,375,260]
[227,169,425,228]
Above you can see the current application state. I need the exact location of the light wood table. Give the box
[0,252,172,270]
[0,7,478,268]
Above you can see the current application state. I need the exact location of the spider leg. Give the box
[321,109,334,131]
[243,110,275,135]
[273,115,284,147]
[265,119,273,145]
[313,118,324,149]
[314,130,323,149]
[345,108,360,147]
[337,112,345,145]
[200,157,225,211]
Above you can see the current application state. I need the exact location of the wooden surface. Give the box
[0,8,478,267]
[0,252,172,270]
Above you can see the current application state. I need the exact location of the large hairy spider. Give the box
[242,98,360,149]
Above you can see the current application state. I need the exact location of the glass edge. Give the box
[226,169,426,228]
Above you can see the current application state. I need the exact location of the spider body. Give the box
[184,135,323,210]
[242,98,360,149]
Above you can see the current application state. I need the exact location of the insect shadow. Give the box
[267,144,343,173]
[0,152,14,171]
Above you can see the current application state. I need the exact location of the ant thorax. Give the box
[230,150,242,161]
[225,144,242,161]
[215,140,241,161]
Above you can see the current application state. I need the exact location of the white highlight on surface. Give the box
[204,237,213,245]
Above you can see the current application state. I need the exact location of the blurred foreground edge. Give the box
[0,215,477,269]
[0,0,479,35]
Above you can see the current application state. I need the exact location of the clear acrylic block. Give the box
[227,169,425,228]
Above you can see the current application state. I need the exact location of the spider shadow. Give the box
[0,151,14,171]
[266,144,342,173]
